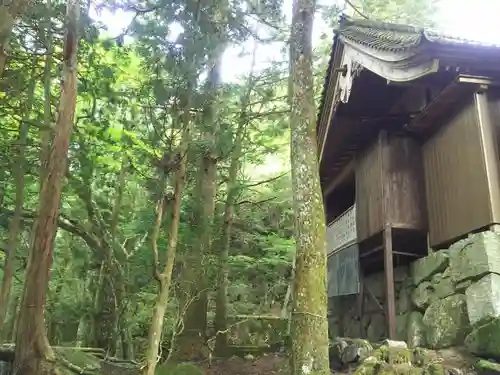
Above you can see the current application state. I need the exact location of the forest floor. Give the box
[201,354,289,375]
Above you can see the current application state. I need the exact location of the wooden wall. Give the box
[355,138,383,241]
[355,132,427,242]
[423,93,500,247]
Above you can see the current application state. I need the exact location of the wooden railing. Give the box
[326,204,357,256]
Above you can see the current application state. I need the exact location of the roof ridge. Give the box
[339,15,425,34]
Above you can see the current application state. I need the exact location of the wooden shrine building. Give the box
[318,16,500,339]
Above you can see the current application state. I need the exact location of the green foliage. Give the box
[0,0,436,365]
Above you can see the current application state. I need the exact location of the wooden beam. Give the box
[323,159,355,197]
[384,226,396,340]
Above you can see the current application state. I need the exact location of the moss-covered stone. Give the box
[353,357,382,375]
[465,316,500,359]
[374,345,413,365]
[380,363,423,375]
[396,314,409,342]
[448,231,500,284]
[412,282,433,310]
[422,363,445,375]
[430,276,455,301]
[475,359,500,375]
[422,295,471,349]
[466,273,500,326]
[411,251,449,286]
[367,314,387,342]
[407,311,426,348]
[411,348,436,367]
[397,286,412,315]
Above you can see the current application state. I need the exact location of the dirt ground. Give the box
[202,354,289,375]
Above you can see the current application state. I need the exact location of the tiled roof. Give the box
[317,16,500,137]
[339,17,500,50]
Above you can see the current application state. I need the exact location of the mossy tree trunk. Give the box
[0,57,37,340]
[13,0,80,372]
[288,0,330,374]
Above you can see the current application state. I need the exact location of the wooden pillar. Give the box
[383,226,396,339]
[357,273,365,338]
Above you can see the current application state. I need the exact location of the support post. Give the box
[383,226,396,340]
[357,273,365,337]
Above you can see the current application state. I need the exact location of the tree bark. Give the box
[142,106,191,375]
[13,0,80,373]
[0,0,31,75]
[0,57,37,339]
[176,48,224,362]
[289,0,330,374]
[41,0,53,173]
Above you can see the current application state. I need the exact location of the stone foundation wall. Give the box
[328,230,500,358]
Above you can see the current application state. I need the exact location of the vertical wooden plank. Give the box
[475,90,500,224]
[384,226,396,339]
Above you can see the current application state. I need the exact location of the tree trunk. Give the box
[41,0,53,172]
[0,57,37,338]
[214,81,256,355]
[142,107,190,375]
[93,259,119,353]
[13,0,79,373]
[289,0,330,374]
[282,255,296,318]
[0,0,31,75]
[176,49,224,362]
[5,292,20,342]
[76,316,87,347]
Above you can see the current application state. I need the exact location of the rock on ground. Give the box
[422,294,471,349]
[465,317,500,360]
[448,232,500,284]
[466,273,500,326]
[411,251,449,286]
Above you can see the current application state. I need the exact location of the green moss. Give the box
[374,345,413,365]
[411,348,436,367]
[378,363,424,375]
[354,359,382,375]
[375,346,389,362]
[156,362,205,375]
[388,349,413,365]
[422,363,445,375]
[475,359,500,375]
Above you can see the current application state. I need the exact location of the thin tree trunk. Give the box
[142,106,191,375]
[76,316,87,347]
[0,58,37,339]
[0,0,31,75]
[14,0,79,373]
[281,255,296,318]
[5,292,20,342]
[214,47,257,356]
[289,0,330,374]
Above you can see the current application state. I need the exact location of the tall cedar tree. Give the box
[289,0,330,374]
[0,0,31,75]
[13,0,80,373]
